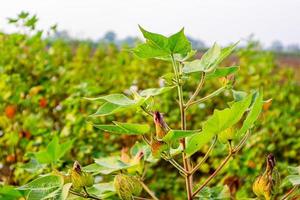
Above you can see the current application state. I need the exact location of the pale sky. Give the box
[0,0,299,46]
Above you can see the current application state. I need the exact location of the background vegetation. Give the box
[0,13,299,199]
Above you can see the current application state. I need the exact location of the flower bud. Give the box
[113,174,142,200]
[70,161,94,189]
[252,154,279,200]
[153,111,168,140]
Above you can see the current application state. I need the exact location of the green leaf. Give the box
[232,90,248,102]
[236,90,263,137]
[214,42,239,66]
[288,166,300,175]
[83,163,116,175]
[183,43,221,74]
[113,121,150,134]
[206,66,239,80]
[140,86,175,97]
[133,43,170,59]
[186,93,253,156]
[168,28,191,55]
[133,26,192,59]
[19,175,63,191]
[93,156,135,174]
[87,94,146,116]
[183,42,238,74]
[0,186,22,200]
[34,137,74,164]
[287,175,300,186]
[162,130,199,142]
[139,25,169,52]
[94,122,150,135]
[87,182,115,198]
[197,185,230,199]
[85,94,136,106]
[27,187,59,200]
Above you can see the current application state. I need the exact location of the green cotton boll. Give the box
[114,174,142,200]
[70,161,94,189]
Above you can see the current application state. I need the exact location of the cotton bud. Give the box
[70,161,94,189]
[113,174,142,200]
[153,111,169,140]
[252,154,279,200]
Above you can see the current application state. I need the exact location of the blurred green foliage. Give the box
[0,14,299,199]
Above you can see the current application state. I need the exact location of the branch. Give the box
[140,106,153,117]
[186,86,226,108]
[190,136,217,175]
[185,72,205,107]
[192,131,251,197]
[70,188,102,200]
[139,181,159,200]
[161,153,188,176]
[281,185,298,200]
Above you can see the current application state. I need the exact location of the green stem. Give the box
[190,136,217,175]
[281,185,298,200]
[192,131,250,197]
[185,86,226,108]
[185,72,205,107]
[140,181,159,200]
[161,153,188,175]
[171,55,193,200]
[70,188,102,200]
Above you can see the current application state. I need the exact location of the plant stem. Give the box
[133,196,152,200]
[192,131,250,197]
[161,153,188,175]
[190,136,217,175]
[171,55,193,200]
[69,189,102,200]
[185,72,205,107]
[186,86,226,108]
[281,185,298,200]
[140,181,159,200]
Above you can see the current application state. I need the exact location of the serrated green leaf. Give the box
[140,86,175,97]
[186,93,253,156]
[162,130,199,142]
[206,66,239,80]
